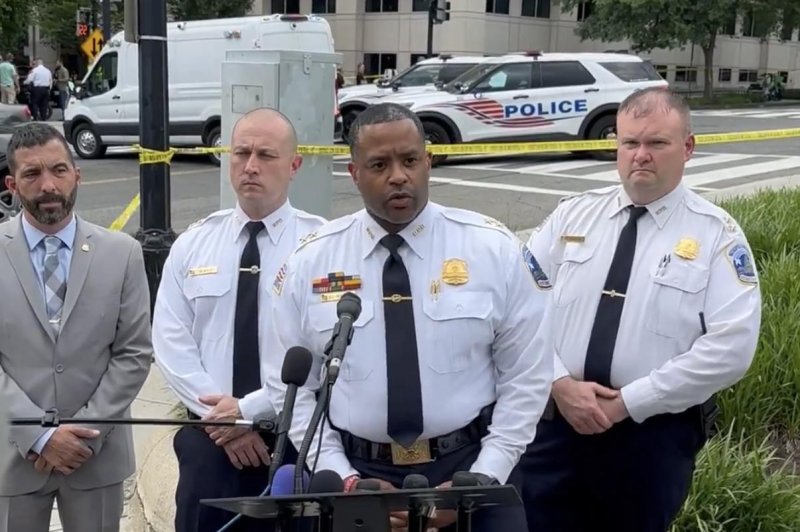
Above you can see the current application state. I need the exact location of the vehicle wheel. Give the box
[0,175,20,224]
[422,121,451,166]
[72,123,107,159]
[341,109,361,144]
[587,114,618,161]
[206,126,222,166]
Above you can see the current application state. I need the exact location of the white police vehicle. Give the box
[338,55,490,141]
[378,52,667,161]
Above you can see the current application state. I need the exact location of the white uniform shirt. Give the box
[527,183,761,423]
[26,65,52,88]
[153,201,326,421]
[269,201,554,483]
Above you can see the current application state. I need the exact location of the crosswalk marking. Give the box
[691,108,800,119]
[685,157,800,186]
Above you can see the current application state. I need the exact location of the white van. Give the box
[64,14,335,164]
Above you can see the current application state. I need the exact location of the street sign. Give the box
[81,29,105,62]
[75,7,91,37]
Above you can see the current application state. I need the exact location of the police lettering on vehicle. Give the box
[504,99,588,118]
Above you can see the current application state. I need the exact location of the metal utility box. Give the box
[220,49,341,218]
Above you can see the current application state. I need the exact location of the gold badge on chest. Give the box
[441,258,469,286]
[674,238,699,260]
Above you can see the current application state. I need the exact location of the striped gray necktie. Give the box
[43,236,66,329]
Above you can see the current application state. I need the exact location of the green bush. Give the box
[717,188,800,262]
[672,428,800,532]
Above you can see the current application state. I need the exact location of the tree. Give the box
[167,0,254,21]
[561,0,791,99]
[0,0,34,56]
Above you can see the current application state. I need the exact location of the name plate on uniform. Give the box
[391,440,433,465]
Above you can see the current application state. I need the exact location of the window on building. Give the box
[674,67,698,83]
[741,10,771,37]
[412,0,430,11]
[312,0,336,13]
[576,1,594,21]
[410,53,429,64]
[522,0,551,18]
[720,12,737,35]
[779,71,789,82]
[364,53,397,77]
[654,64,668,80]
[718,68,732,82]
[540,61,596,88]
[738,69,759,82]
[271,0,300,13]
[366,0,398,12]
[485,0,510,15]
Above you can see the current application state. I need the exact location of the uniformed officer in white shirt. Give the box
[521,88,761,532]
[268,103,553,531]
[24,59,52,122]
[152,108,326,532]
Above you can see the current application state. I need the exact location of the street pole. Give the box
[133,0,175,314]
[102,0,112,41]
[427,0,435,57]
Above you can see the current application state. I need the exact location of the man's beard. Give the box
[19,186,78,226]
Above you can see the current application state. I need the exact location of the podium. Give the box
[202,485,521,532]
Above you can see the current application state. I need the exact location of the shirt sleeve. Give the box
[621,231,762,422]
[268,257,359,480]
[527,209,571,382]
[470,237,554,484]
[152,245,223,417]
[30,428,55,455]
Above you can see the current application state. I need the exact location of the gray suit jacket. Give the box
[0,214,152,495]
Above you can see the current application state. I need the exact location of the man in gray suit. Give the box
[0,123,152,532]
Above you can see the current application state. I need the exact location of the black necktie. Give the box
[233,221,265,397]
[380,234,424,448]
[583,206,648,388]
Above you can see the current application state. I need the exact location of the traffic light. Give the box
[434,0,450,24]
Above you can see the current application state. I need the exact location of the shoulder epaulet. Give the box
[557,185,619,205]
[294,208,328,225]
[185,209,231,232]
[440,207,514,237]
[684,192,741,234]
[295,214,356,252]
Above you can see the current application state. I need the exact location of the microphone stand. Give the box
[10,410,276,432]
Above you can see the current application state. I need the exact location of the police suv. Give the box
[371,51,667,160]
[338,55,491,141]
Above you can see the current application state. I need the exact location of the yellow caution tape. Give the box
[128,127,800,161]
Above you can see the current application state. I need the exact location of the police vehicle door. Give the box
[466,62,537,142]
[528,61,600,138]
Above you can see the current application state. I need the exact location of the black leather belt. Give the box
[339,404,494,465]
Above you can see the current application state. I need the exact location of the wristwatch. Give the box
[472,473,499,486]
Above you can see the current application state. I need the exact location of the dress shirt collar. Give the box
[359,201,438,260]
[233,200,293,245]
[21,213,77,251]
[610,182,687,229]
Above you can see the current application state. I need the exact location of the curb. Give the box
[690,99,800,110]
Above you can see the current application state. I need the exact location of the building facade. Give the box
[252,0,800,89]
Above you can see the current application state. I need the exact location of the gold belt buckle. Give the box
[390,440,432,465]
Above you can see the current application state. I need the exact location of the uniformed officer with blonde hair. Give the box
[152,107,326,532]
[268,102,553,530]
[521,87,762,532]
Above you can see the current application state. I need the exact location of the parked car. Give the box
[0,103,31,133]
[0,135,20,224]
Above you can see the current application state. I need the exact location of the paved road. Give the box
[61,108,800,234]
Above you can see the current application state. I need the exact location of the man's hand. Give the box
[425,480,457,530]
[551,377,619,435]
[200,394,247,445]
[26,452,54,474]
[222,432,271,471]
[38,426,99,475]
[597,396,630,425]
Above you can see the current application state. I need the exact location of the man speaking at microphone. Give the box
[268,103,553,530]
[152,108,326,532]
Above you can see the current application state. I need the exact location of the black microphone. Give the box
[403,474,434,532]
[451,471,479,486]
[451,472,478,532]
[267,346,314,486]
[354,479,383,492]
[308,470,344,493]
[325,292,362,384]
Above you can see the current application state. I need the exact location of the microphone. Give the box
[451,472,479,532]
[324,292,362,384]
[451,471,479,486]
[268,347,314,486]
[308,470,344,493]
[403,474,435,532]
[354,479,383,492]
[271,464,310,495]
